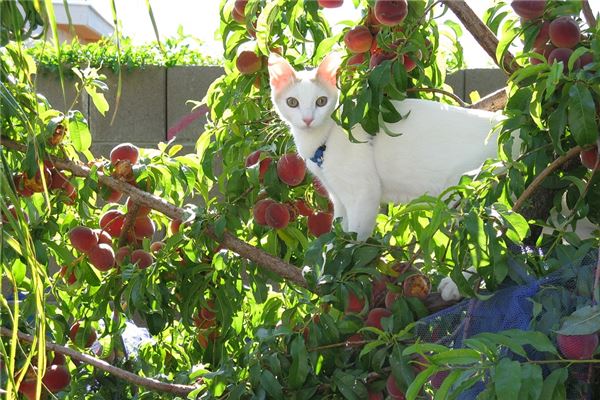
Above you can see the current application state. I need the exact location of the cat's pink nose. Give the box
[303,117,314,126]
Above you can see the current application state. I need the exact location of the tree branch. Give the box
[441,0,517,73]
[582,0,597,29]
[2,137,459,310]
[0,326,198,396]
[513,146,582,213]
[469,87,508,112]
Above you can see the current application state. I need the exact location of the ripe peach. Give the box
[365,307,392,330]
[127,197,151,216]
[49,169,69,190]
[344,26,373,54]
[403,274,431,300]
[265,202,290,229]
[48,123,66,146]
[549,16,580,49]
[402,54,416,72]
[578,51,593,68]
[232,6,245,23]
[110,143,139,166]
[345,290,366,314]
[369,50,396,69]
[42,364,71,393]
[99,210,126,237]
[345,333,365,347]
[69,226,98,253]
[236,50,263,75]
[94,229,112,245]
[312,177,328,197]
[170,218,183,234]
[386,374,406,399]
[23,167,52,193]
[277,153,306,186]
[347,52,366,68]
[511,0,545,20]
[131,249,153,269]
[307,212,333,237]
[294,199,313,217]
[88,244,116,271]
[318,0,343,8]
[234,0,247,16]
[17,377,37,399]
[548,47,577,72]
[13,173,34,197]
[385,291,400,308]
[245,150,262,167]
[430,370,449,389]
[59,265,77,285]
[69,322,97,348]
[133,215,155,239]
[368,391,384,400]
[259,157,272,181]
[557,333,598,360]
[115,246,132,266]
[253,198,276,226]
[149,241,166,253]
[532,21,550,49]
[200,300,216,320]
[103,188,122,203]
[580,146,599,170]
[51,352,66,366]
[374,0,408,27]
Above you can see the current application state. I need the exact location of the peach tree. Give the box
[1,0,599,399]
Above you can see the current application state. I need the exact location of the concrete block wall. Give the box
[32,66,508,156]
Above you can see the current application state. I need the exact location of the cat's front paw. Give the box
[438,277,461,302]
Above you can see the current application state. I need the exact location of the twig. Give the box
[118,203,140,247]
[0,326,198,396]
[513,146,582,213]
[582,0,597,29]
[441,0,517,73]
[406,87,467,107]
[469,87,508,111]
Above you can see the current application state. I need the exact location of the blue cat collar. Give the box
[310,145,326,167]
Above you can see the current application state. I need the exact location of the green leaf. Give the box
[556,305,600,335]
[85,86,109,116]
[547,101,567,154]
[430,349,480,365]
[352,246,380,268]
[568,83,598,146]
[539,368,567,400]
[518,364,543,400]
[68,110,91,152]
[288,336,309,389]
[406,366,435,400]
[434,369,462,400]
[259,370,283,399]
[333,370,367,400]
[494,358,521,399]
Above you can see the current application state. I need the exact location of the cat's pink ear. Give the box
[268,54,296,93]
[316,52,342,87]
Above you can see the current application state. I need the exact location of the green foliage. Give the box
[2,0,600,399]
[26,29,221,74]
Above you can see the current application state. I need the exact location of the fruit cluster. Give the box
[514,0,592,72]
[17,353,71,399]
[193,300,219,349]
[247,150,334,236]
[342,0,418,71]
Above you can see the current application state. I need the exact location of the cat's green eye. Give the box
[286,97,299,108]
[316,96,328,107]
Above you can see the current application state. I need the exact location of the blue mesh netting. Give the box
[414,248,598,399]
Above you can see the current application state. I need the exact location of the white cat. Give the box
[268,53,507,301]
[268,53,503,238]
